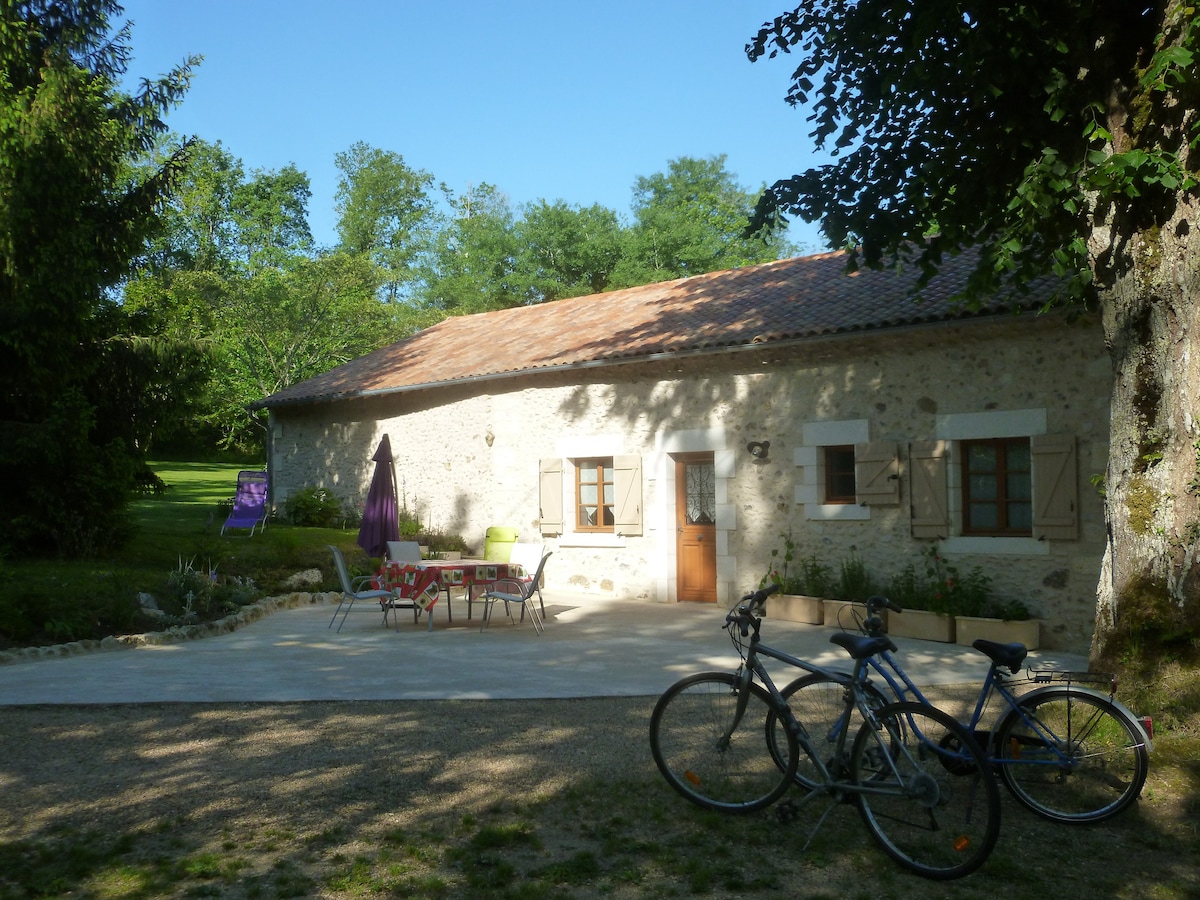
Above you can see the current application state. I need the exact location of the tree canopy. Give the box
[0,0,198,555]
[749,2,1200,655]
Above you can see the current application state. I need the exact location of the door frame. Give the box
[655,430,735,606]
[673,452,717,602]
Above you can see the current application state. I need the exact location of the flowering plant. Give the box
[918,545,992,616]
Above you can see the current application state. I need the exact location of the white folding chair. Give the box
[479,552,552,634]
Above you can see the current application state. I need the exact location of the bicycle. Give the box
[774,595,1152,824]
[649,584,1002,880]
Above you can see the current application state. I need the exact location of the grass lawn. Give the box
[0,462,369,649]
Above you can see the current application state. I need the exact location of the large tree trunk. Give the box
[1089,3,1200,662]
[1091,193,1200,662]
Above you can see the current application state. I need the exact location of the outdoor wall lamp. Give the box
[746,440,770,460]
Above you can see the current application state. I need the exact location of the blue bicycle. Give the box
[649,585,1002,880]
[770,595,1151,824]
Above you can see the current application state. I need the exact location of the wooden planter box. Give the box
[766,593,824,625]
[955,616,1041,650]
[887,609,956,642]
[818,598,882,631]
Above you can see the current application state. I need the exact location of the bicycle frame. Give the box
[733,614,962,800]
[649,587,1005,878]
[840,639,1150,772]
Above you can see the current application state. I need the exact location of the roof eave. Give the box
[254,307,1047,412]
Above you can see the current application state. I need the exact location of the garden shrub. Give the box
[284,486,344,527]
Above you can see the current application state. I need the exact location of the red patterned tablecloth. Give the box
[375,559,528,619]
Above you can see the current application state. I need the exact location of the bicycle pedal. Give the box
[775,799,800,824]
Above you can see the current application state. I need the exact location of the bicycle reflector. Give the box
[953,835,971,853]
[685,770,702,786]
[1141,716,1154,740]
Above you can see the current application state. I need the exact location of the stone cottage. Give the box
[255,250,1111,652]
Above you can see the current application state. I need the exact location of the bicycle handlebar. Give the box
[726,583,780,635]
[867,594,903,615]
[726,587,904,638]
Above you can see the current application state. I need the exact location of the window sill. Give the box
[940,536,1048,556]
[558,533,628,549]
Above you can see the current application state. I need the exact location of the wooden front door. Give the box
[675,453,717,602]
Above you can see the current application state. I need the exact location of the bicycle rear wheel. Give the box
[995,688,1149,823]
[767,673,891,789]
[650,671,798,813]
[852,702,1000,880]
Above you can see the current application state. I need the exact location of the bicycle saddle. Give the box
[830,632,898,659]
[972,639,1028,673]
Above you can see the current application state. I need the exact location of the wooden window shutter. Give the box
[539,458,563,536]
[909,440,950,539]
[1031,434,1078,540]
[855,441,900,505]
[612,455,643,535]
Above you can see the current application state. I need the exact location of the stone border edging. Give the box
[0,591,340,666]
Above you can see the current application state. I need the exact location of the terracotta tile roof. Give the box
[257,249,1059,408]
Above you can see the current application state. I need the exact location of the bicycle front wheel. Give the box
[852,702,1001,880]
[767,673,891,789]
[650,671,798,813]
[995,688,1149,823]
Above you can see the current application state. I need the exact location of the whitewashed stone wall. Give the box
[268,313,1110,652]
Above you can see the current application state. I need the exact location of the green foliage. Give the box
[418,181,521,314]
[0,566,143,644]
[886,562,925,612]
[915,544,993,617]
[981,597,1034,622]
[416,527,469,554]
[418,155,793,314]
[837,554,877,602]
[610,155,793,288]
[760,532,833,596]
[3,391,138,556]
[516,199,625,300]
[0,1,198,558]
[747,4,1197,303]
[887,547,1011,617]
[334,140,436,302]
[283,487,345,528]
[160,556,259,620]
[397,505,422,540]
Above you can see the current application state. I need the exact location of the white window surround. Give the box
[553,433,630,548]
[795,419,871,521]
[937,408,1050,557]
[651,426,737,605]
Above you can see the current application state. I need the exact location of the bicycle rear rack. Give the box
[1023,668,1117,692]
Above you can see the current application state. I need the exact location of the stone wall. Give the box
[267,312,1111,652]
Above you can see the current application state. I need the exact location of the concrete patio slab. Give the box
[0,591,1088,705]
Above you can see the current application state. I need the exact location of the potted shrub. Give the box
[883,548,966,643]
[955,597,1042,650]
[418,527,469,561]
[761,532,829,624]
[823,554,884,631]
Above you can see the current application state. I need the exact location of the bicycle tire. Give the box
[650,671,798,814]
[766,673,892,789]
[852,701,1001,880]
[994,687,1149,823]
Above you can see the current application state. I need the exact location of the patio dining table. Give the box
[375,558,530,623]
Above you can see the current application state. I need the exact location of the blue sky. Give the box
[118,1,828,254]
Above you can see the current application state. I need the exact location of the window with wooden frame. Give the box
[576,458,615,531]
[962,438,1033,535]
[824,445,857,504]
